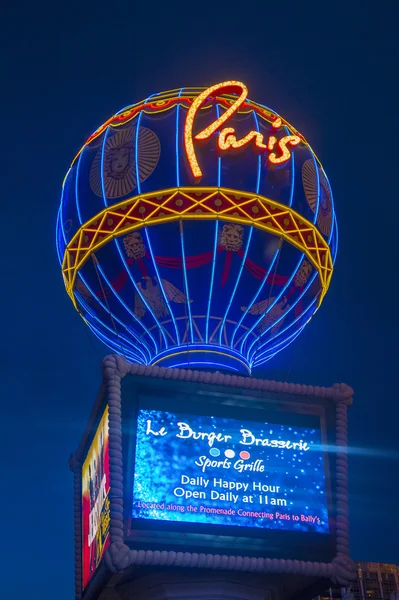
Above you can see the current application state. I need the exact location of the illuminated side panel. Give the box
[81,406,110,589]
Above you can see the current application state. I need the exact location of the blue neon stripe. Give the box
[100,127,111,207]
[180,222,194,343]
[288,125,295,207]
[252,111,261,194]
[136,92,157,195]
[242,253,305,357]
[77,277,147,361]
[329,214,337,264]
[231,110,288,350]
[176,88,183,187]
[332,209,337,243]
[78,275,150,363]
[93,262,154,360]
[206,103,222,344]
[75,147,84,224]
[324,169,338,260]
[112,238,161,353]
[218,227,253,346]
[59,172,69,246]
[255,319,309,365]
[267,294,317,351]
[135,111,143,194]
[246,254,306,358]
[257,326,306,363]
[248,271,318,364]
[78,293,145,363]
[255,324,309,366]
[91,327,137,361]
[144,228,176,346]
[332,214,338,262]
[55,208,61,260]
[151,343,247,364]
[247,164,337,365]
[88,323,142,364]
[233,247,280,350]
[255,286,318,356]
[59,151,158,357]
[55,207,63,264]
[205,220,219,343]
[169,362,241,372]
[312,153,320,226]
[216,104,222,187]
[114,103,136,116]
[77,271,151,363]
[253,325,307,367]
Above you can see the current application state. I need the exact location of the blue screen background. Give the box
[132,409,329,533]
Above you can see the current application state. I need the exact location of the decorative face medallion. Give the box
[90,127,160,199]
[220,223,244,252]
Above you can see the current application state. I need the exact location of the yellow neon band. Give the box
[150,349,250,371]
[62,186,333,311]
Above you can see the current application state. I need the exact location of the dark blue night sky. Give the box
[2,0,398,598]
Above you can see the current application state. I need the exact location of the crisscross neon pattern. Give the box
[62,186,333,307]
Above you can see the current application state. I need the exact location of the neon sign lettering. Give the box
[184,81,301,180]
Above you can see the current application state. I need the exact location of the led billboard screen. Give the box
[131,407,329,534]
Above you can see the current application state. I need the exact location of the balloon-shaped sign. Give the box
[56,81,337,374]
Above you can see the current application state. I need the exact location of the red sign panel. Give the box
[81,406,110,589]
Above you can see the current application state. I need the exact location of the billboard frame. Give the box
[70,355,356,600]
[123,384,335,558]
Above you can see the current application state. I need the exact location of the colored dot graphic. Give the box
[209,448,220,457]
[224,449,235,458]
[240,451,250,460]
